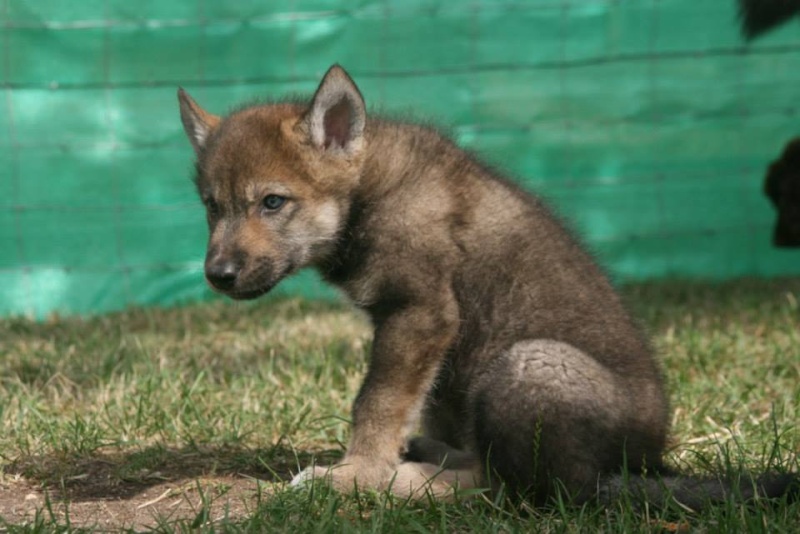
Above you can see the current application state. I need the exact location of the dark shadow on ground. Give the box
[4,443,343,502]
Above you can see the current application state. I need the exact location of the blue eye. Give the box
[263,194,286,211]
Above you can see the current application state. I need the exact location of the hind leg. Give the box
[293,454,481,501]
[292,433,481,499]
[389,459,482,500]
[404,436,479,470]
[468,340,667,502]
[384,408,483,499]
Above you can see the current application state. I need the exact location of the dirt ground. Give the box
[0,447,340,530]
[0,473,260,530]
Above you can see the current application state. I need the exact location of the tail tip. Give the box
[758,472,800,502]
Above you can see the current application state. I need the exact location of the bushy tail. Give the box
[598,472,799,512]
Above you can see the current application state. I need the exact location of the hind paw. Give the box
[290,458,481,501]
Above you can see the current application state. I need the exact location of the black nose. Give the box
[205,259,239,291]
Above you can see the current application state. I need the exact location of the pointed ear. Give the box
[177,88,220,155]
[304,65,366,154]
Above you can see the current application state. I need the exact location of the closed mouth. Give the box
[225,286,275,300]
[220,262,295,300]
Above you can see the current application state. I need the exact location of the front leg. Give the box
[297,290,459,494]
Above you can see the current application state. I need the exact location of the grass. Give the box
[0,278,798,532]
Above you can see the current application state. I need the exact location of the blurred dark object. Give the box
[764,138,800,247]
[738,0,800,39]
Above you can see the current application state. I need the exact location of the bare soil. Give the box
[0,446,341,530]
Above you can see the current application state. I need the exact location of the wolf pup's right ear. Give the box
[177,88,220,156]
[303,65,366,155]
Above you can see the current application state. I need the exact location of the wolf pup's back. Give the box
[178,65,797,507]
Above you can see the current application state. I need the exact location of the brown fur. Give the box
[178,66,798,506]
[764,137,800,247]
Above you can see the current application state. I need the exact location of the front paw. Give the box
[291,457,479,500]
[290,465,333,488]
[290,457,390,492]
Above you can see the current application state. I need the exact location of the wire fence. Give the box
[2,0,800,317]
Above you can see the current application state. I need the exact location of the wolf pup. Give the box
[764,137,800,247]
[178,65,797,507]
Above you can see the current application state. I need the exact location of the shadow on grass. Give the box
[5,443,343,502]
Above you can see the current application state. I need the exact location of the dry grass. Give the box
[0,278,798,532]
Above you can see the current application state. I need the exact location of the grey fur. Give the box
[178,64,798,507]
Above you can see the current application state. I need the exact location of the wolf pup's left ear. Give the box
[177,88,220,156]
[304,65,366,155]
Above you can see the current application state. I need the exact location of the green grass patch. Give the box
[0,279,798,531]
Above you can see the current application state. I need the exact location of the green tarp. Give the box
[1,1,799,317]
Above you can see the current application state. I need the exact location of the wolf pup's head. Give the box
[178,65,367,299]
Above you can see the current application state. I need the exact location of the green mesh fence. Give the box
[2,0,799,318]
